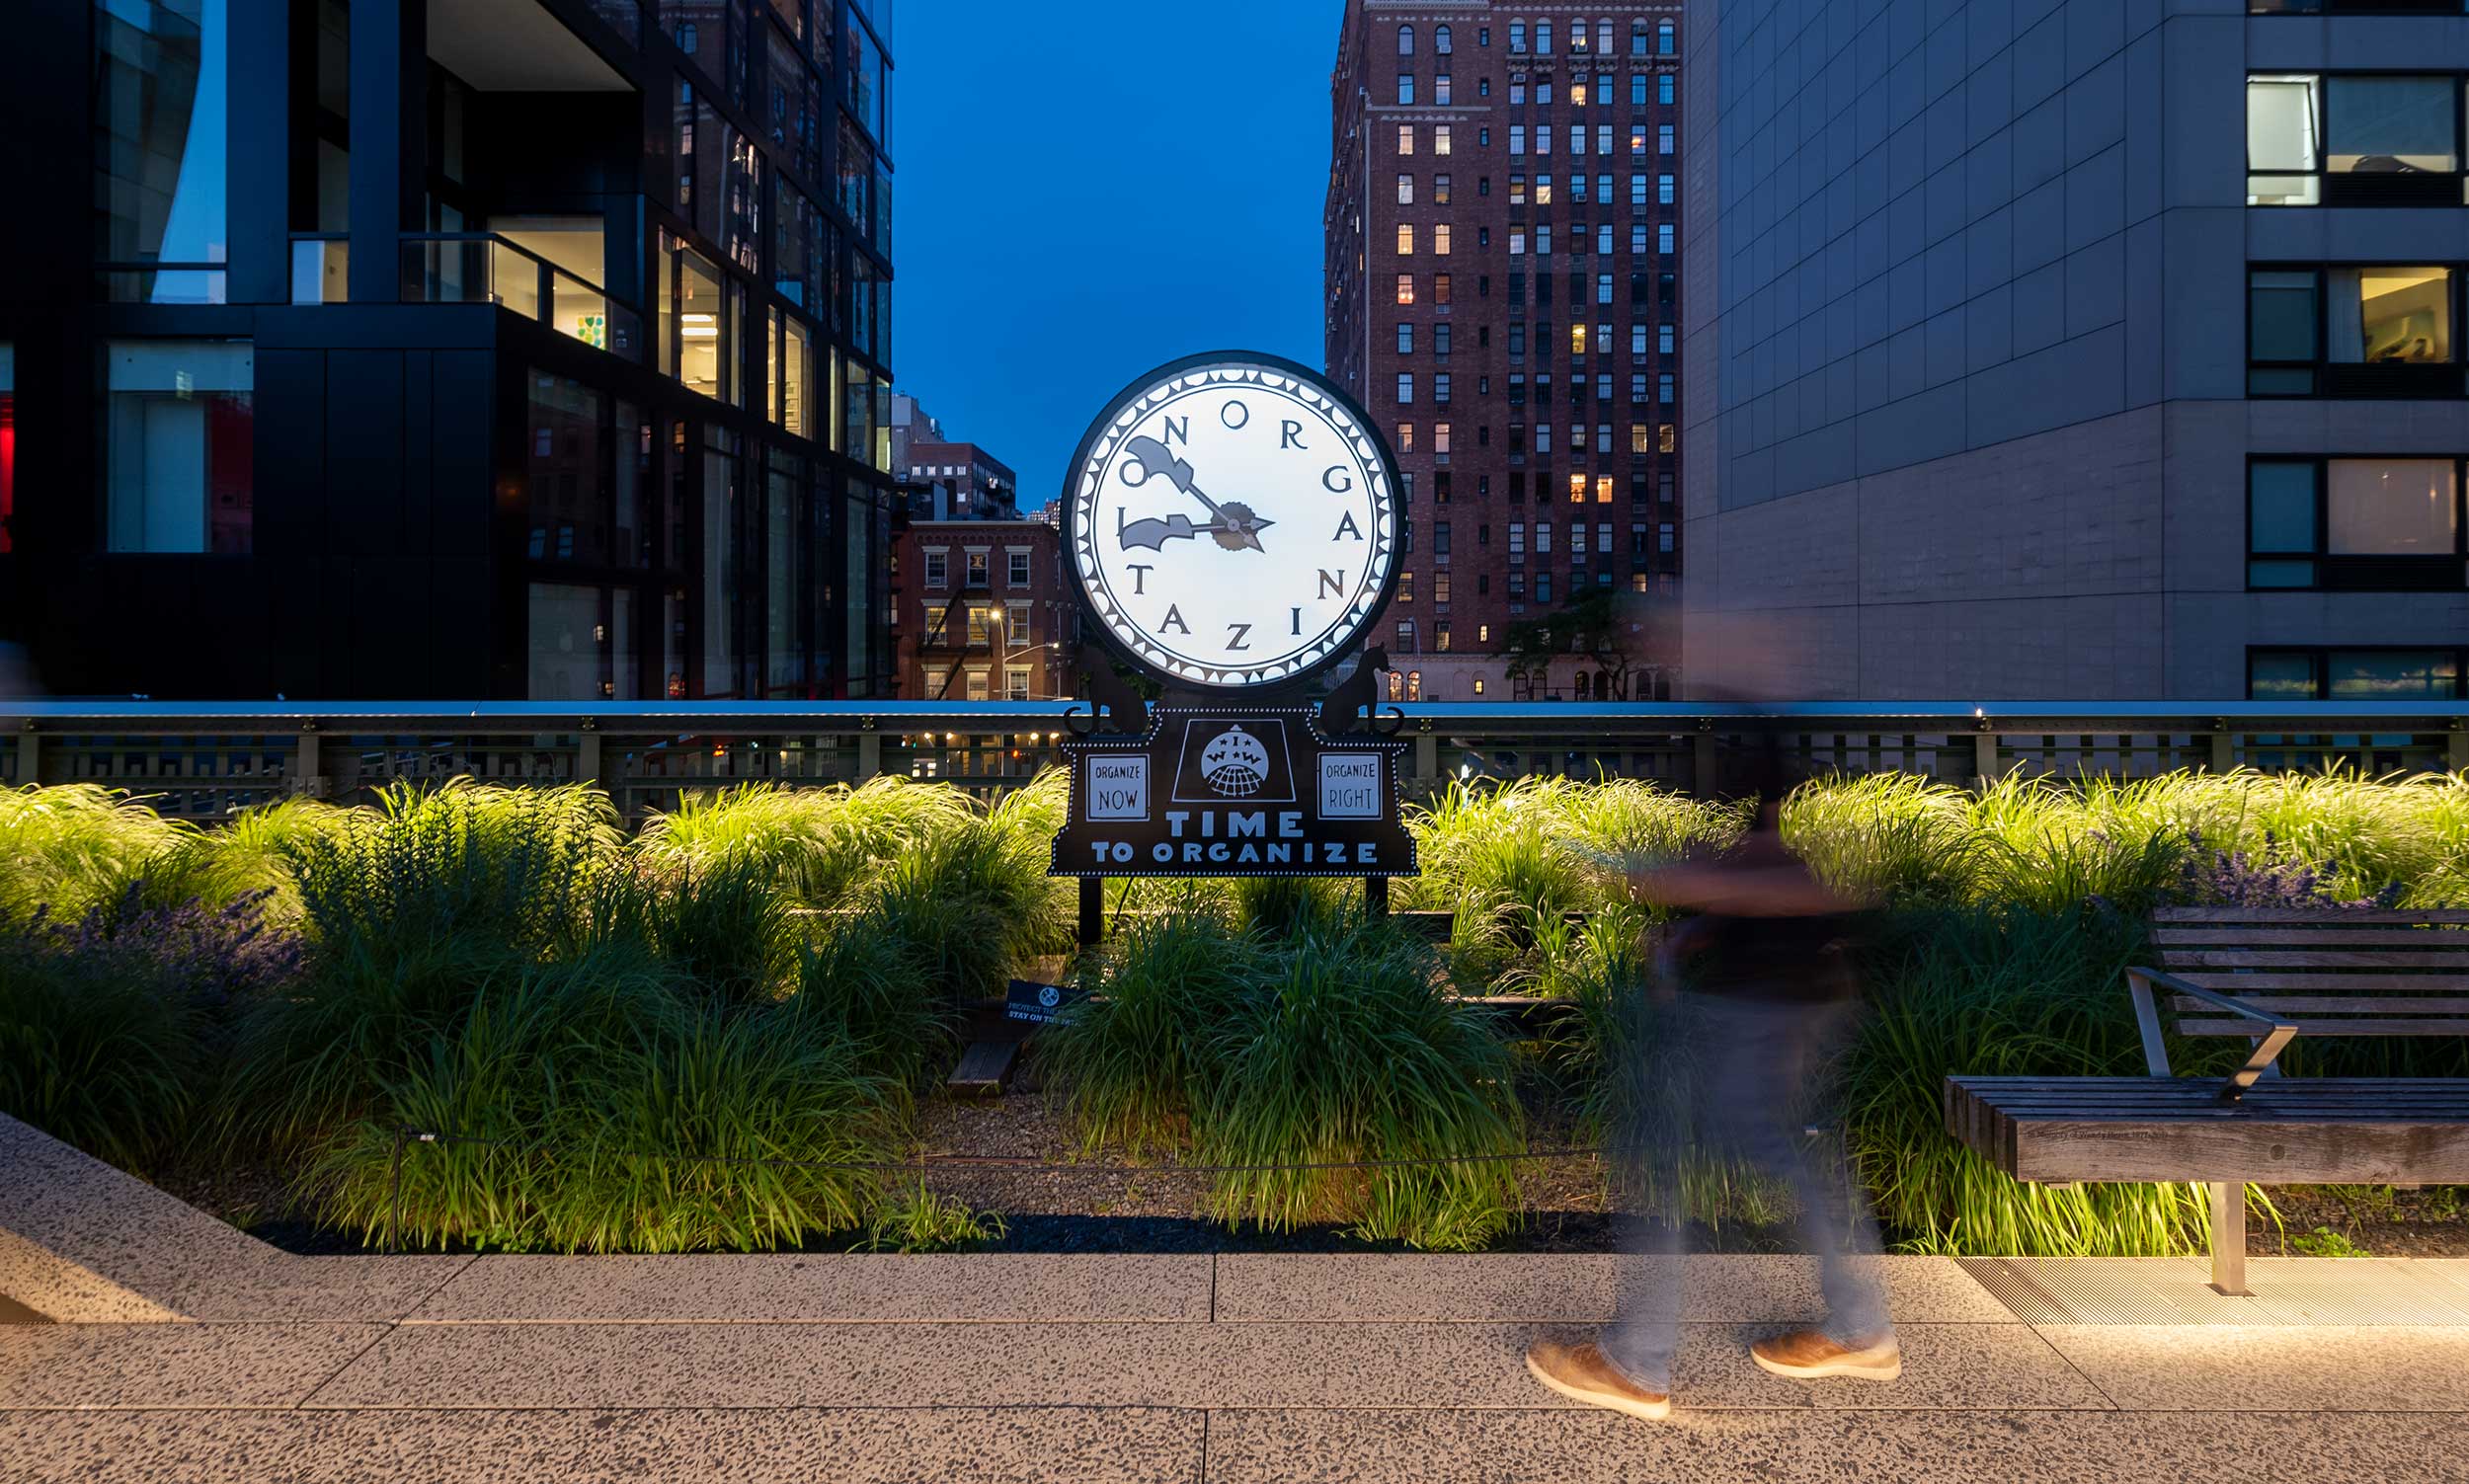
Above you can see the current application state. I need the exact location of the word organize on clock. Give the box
[1067,352,1401,691]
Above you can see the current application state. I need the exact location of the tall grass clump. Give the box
[1042,902,1263,1156]
[1200,924,1526,1250]
[635,775,977,907]
[0,891,297,1170]
[1781,773,1987,906]
[140,796,356,923]
[315,977,904,1253]
[0,784,195,923]
[1840,905,2213,1255]
[226,779,628,1149]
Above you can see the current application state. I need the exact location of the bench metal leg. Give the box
[2209,1182,2249,1296]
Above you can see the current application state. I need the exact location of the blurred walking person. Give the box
[1524,746,1896,1420]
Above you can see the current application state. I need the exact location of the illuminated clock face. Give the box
[1066,354,1399,690]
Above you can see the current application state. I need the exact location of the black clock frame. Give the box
[1059,349,1407,699]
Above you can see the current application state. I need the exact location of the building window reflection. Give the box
[104,340,253,554]
[95,0,229,304]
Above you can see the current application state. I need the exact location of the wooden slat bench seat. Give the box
[1946,907,2469,1295]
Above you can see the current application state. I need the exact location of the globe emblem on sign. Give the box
[1038,984,1061,1010]
[1200,726,1270,798]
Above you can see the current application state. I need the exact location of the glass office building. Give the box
[0,0,894,699]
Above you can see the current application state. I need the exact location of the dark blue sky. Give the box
[888,0,1342,513]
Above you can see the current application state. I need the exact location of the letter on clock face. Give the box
[1333,511,1363,541]
[1322,465,1354,493]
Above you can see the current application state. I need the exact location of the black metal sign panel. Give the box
[1050,707,1417,878]
[1004,977,1089,1025]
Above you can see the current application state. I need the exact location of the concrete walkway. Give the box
[7,1252,2469,1481]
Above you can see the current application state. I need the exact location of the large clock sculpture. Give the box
[1051,352,1417,907]
[1064,351,1402,693]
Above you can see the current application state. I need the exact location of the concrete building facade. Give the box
[1681,0,2469,702]
[1328,1,1688,703]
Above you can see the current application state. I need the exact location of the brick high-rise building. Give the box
[1327,3,1685,703]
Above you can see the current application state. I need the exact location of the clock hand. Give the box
[1116,511,1277,553]
[1122,435,1224,518]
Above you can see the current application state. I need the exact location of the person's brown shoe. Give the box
[1749,1328,1901,1380]
[1523,1339,1673,1420]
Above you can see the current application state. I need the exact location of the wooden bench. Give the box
[1947,906,2469,1295]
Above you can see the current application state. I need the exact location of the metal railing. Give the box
[400,234,641,362]
[3,700,2465,820]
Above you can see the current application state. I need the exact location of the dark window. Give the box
[2250,648,2464,700]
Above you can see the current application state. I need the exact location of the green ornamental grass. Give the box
[6,766,2467,1256]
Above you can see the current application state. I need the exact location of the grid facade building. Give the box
[1327,1,1686,702]
[0,0,895,700]
[1681,0,2469,702]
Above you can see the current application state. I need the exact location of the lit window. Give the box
[1398,224,1415,255]
[1658,424,1675,452]
[1435,224,1453,255]
[1435,124,1453,155]
[1596,476,1615,503]
[104,341,254,554]
[1396,273,1415,304]
[1434,173,1452,203]
[1568,473,1587,502]
[1397,123,1415,155]
[1571,325,1587,355]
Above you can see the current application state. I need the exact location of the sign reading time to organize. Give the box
[1064,351,1402,691]
[1050,708,1416,879]
[1051,352,1416,882]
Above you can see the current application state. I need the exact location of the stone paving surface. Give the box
[8,1254,2469,1481]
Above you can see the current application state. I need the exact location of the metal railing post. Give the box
[2208,731,2236,773]
[14,727,37,787]
[857,729,882,779]
[2450,725,2468,775]
[1971,731,2000,786]
[293,728,322,796]
[1691,729,1717,799]
[577,727,601,786]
